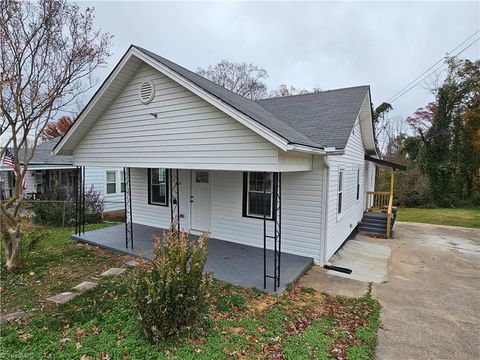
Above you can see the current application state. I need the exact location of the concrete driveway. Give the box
[300,222,480,360]
[373,222,480,360]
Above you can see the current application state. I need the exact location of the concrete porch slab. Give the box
[72,223,312,294]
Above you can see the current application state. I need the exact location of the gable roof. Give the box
[55,45,376,155]
[133,46,319,148]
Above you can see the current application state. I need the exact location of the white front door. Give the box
[190,170,211,233]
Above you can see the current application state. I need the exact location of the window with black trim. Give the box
[148,168,168,206]
[338,169,344,215]
[356,168,360,200]
[242,172,273,219]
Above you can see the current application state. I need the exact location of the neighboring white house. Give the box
[0,138,124,212]
[54,45,383,265]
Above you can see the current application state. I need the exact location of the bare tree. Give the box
[269,84,310,97]
[196,60,269,100]
[0,0,112,269]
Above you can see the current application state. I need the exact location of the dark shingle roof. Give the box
[256,86,370,149]
[134,46,370,150]
[20,138,73,165]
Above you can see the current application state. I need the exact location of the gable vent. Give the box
[139,80,155,104]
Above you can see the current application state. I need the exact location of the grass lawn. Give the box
[396,207,480,228]
[1,224,381,359]
[1,222,130,314]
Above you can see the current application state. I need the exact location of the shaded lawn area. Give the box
[396,207,480,228]
[1,222,131,314]
[1,224,381,359]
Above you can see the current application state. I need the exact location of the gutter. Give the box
[321,154,331,265]
[288,144,345,156]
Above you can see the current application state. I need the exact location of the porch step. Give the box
[358,207,398,237]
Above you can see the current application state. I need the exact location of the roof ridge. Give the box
[257,85,370,102]
[132,45,321,148]
[133,45,265,103]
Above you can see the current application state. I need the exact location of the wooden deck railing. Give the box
[365,191,390,211]
[365,191,394,239]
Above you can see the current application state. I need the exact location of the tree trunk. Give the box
[2,226,21,270]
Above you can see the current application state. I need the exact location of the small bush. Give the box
[131,224,213,342]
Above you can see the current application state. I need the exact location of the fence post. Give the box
[62,201,66,228]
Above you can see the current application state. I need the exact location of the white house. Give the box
[54,45,386,267]
[0,138,124,212]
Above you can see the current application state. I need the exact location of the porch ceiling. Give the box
[72,223,313,293]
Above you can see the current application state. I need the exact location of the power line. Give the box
[386,29,480,103]
[388,36,480,104]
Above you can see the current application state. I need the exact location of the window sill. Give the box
[243,214,274,221]
[148,201,169,207]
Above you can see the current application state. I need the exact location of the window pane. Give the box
[248,192,271,217]
[107,183,116,194]
[338,192,342,214]
[151,168,166,185]
[151,184,166,204]
[195,170,209,183]
[106,171,116,183]
[338,171,343,191]
[151,169,159,185]
[248,172,272,193]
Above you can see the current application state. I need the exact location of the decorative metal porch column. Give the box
[123,167,134,249]
[263,172,282,291]
[169,169,180,233]
[74,166,85,236]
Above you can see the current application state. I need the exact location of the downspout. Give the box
[321,154,330,265]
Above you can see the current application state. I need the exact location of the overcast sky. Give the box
[77,0,479,122]
[1,1,479,146]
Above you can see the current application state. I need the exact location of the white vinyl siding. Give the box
[129,159,324,263]
[325,119,369,260]
[73,64,281,171]
[84,167,124,212]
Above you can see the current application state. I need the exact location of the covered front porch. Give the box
[72,223,313,293]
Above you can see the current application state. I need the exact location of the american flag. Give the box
[2,149,27,190]
[3,148,15,169]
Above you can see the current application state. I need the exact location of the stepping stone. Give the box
[46,292,78,304]
[100,268,126,277]
[0,311,31,323]
[126,260,138,267]
[73,281,98,292]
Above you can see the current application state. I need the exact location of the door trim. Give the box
[189,170,212,234]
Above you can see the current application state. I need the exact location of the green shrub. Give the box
[131,224,213,343]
